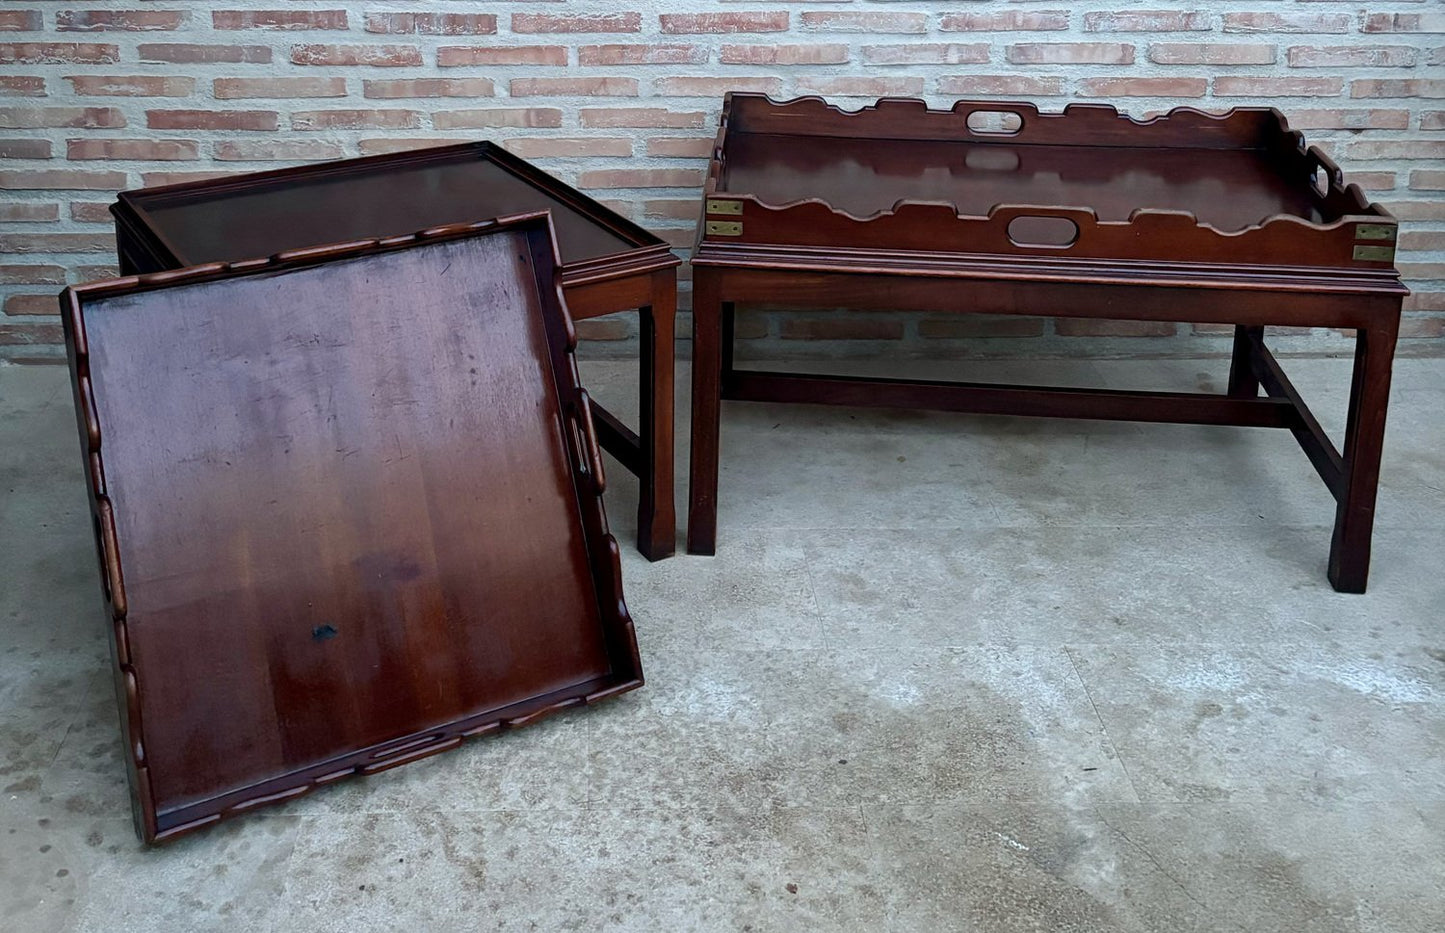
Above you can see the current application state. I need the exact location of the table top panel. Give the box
[122,144,647,267]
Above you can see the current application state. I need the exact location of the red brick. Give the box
[1223,12,1351,34]
[0,76,45,96]
[1008,43,1134,65]
[0,42,118,63]
[0,323,63,345]
[1346,140,1445,160]
[73,264,117,280]
[66,75,194,97]
[1351,79,1445,99]
[1400,263,1445,281]
[940,75,1066,96]
[1083,11,1212,32]
[1056,318,1176,337]
[503,137,633,158]
[796,76,925,97]
[1283,109,1411,130]
[512,13,640,34]
[141,171,241,187]
[1343,172,1396,190]
[645,137,712,159]
[941,11,1069,31]
[581,44,708,65]
[1288,46,1416,68]
[1079,77,1209,98]
[291,109,421,130]
[1423,112,1445,131]
[3,294,60,316]
[1410,171,1445,190]
[799,12,925,34]
[644,199,702,222]
[0,106,125,128]
[0,11,42,31]
[919,316,1045,339]
[0,233,114,253]
[592,199,636,220]
[0,138,50,159]
[215,77,345,99]
[69,202,111,223]
[0,202,58,221]
[214,11,348,31]
[355,138,454,156]
[1214,76,1343,96]
[1362,13,1445,34]
[56,10,185,32]
[719,43,846,65]
[432,108,562,129]
[654,76,784,97]
[579,108,705,129]
[214,140,344,162]
[440,46,566,66]
[1397,312,1444,333]
[139,43,270,64]
[0,169,126,190]
[0,265,66,285]
[364,78,493,99]
[67,138,198,160]
[147,109,277,131]
[780,318,905,341]
[1401,231,1445,251]
[1378,202,1445,222]
[363,13,496,35]
[1150,43,1276,65]
[511,77,638,97]
[660,12,788,34]
[862,44,988,66]
[574,319,630,341]
[291,44,421,67]
[577,169,705,189]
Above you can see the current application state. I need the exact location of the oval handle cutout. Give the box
[966,110,1023,136]
[1007,216,1079,249]
[965,148,1020,172]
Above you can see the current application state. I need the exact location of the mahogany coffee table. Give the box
[689,94,1408,593]
[111,142,680,560]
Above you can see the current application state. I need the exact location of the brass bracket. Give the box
[1353,245,1395,262]
[706,199,743,216]
[1354,224,1396,242]
[705,221,743,237]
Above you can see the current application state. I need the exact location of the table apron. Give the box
[695,267,1402,331]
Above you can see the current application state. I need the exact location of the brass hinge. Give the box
[705,199,743,216]
[1353,245,1395,262]
[705,220,743,237]
[1354,224,1396,242]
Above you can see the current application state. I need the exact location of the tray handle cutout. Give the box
[571,390,607,496]
[965,109,1024,137]
[1306,147,1343,199]
[1006,214,1080,249]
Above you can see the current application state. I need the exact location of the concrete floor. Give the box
[2,353,1444,932]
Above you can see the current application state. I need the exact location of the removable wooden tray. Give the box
[698,94,1400,274]
[61,214,642,843]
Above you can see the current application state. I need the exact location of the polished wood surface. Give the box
[63,216,643,843]
[111,142,679,560]
[689,95,1407,593]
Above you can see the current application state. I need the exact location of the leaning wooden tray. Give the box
[60,213,642,843]
[697,93,1400,276]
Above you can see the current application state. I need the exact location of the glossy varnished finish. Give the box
[62,216,643,843]
[111,142,679,560]
[689,95,1408,593]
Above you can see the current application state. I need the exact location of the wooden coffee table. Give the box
[688,94,1408,593]
[112,142,680,560]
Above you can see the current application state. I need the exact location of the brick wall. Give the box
[2,2,1442,362]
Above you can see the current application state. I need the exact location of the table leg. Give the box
[1328,322,1398,593]
[1227,325,1263,397]
[686,271,723,555]
[636,272,677,561]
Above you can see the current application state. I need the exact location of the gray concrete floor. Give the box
[2,353,1444,932]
